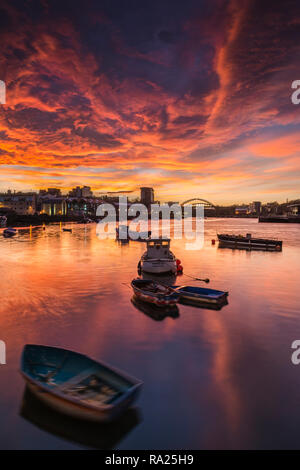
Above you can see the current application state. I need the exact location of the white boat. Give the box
[139,238,177,274]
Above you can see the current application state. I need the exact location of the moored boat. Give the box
[173,285,228,306]
[20,345,142,422]
[139,238,177,274]
[217,233,282,251]
[3,227,17,238]
[131,279,180,307]
[63,228,72,233]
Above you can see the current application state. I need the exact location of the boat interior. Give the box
[22,346,133,406]
[133,279,173,295]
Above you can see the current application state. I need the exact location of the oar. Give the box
[183,273,210,283]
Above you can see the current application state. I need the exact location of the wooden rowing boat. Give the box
[20,345,142,422]
[131,279,180,306]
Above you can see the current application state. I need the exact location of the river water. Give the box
[0,218,300,449]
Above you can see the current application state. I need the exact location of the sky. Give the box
[0,0,300,204]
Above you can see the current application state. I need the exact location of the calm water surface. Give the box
[1,218,300,449]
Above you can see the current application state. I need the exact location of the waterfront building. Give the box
[249,201,262,215]
[287,203,300,216]
[0,192,37,215]
[235,206,249,216]
[39,195,67,216]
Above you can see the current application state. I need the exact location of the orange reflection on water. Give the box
[0,219,300,448]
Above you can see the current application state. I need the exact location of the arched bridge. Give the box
[181,198,216,209]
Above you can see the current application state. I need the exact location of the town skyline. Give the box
[0,184,297,208]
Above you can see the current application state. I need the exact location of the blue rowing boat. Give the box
[173,285,228,306]
[20,345,142,422]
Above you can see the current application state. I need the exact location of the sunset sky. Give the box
[0,0,300,204]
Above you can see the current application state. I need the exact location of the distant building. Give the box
[235,206,249,216]
[47,188,62,197]
[140,187,154,206]
[288,203,300,216]
[248,201,261,215]
[81,186,93,197]
[39,195,67,216]
[69,186,93,198]
[68,186,82,198]
[0,192,37,215]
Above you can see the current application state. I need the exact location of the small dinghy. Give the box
[20,345,142,422]
[63,228,72,233]
[173,285,228,306]
[131,278,180,306]
[3,227,17,238]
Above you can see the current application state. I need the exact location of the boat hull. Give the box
[140,258,177,274]
[217,234,282,251]
[132,289,178,306]
[24,378,140,422]
[174,286,228,306]
[131,279,180,307]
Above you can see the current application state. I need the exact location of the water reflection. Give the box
[131,296,180,321]
[217,243,282,252]
[1,219,300,449]
[140,271,178,286]
[20,387,141,450]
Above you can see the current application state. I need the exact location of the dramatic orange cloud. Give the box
[0,0,300,203]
